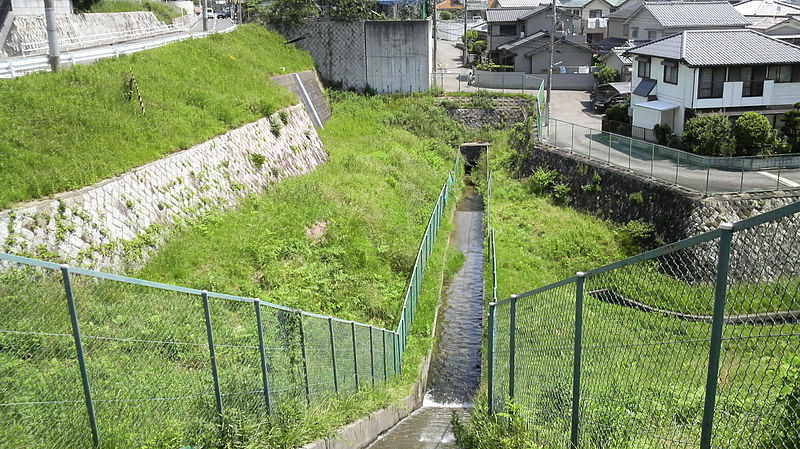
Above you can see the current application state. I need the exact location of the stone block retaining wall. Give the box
[0,104,328,272]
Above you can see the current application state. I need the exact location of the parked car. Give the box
[205,7,215,19]
[591,82,631,113]
[216,8,230,18]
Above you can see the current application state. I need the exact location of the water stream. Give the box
[367,182,485,449]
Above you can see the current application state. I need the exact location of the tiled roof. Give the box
[626,29,800,66]
[498,30,549,50]
[734,0,800,16]
[493,0,550,7]
[606,1,642,19]
[627,2,751,28]
[747,15,793,30]
[486,6,545,21]
[603,45,634,64]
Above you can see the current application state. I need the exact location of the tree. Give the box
[328,0,378,20]
[733,112,783,156]
[593,65,619,85]
[440,10,452,20]
[262,0,318,29]
[782,102,800,154]
[683,113,734,156]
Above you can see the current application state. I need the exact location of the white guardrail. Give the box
[0,20,235,79]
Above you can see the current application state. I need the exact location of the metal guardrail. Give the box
[0,159,458,448]
[544,117,800,194]
[0,20,233,79]
[486,199,800,449]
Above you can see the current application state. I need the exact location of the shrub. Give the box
[475,63,514,72]
[683,113,734,156]
[249,153,266,169]
[270,119,282,137]
[653,123,675,146]
[593,65,620,85]
[733,111,784,156]
[439,10,452,20]
[781,102,800,154]
[527,167,559,195]
[552,183,571,204]
[628,192,644,205]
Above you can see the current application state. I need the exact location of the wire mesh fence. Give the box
[0,158,461,449]
[487,200,800,449]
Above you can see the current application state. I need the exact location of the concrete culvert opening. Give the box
[459,141,489,176]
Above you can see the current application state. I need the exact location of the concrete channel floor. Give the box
[367,186,485,449]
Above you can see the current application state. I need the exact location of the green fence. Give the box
[487,200,800,448]
[0,157,460,449]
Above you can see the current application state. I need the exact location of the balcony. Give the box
[584,17,608,31]
[694,80,800,108]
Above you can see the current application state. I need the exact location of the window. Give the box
[637,57,651,79]
[589,9,603,17]
[631,27,639,38]
[497,24,516,35]
[768,64,800,83]
[647,30,658,40]
[623,24,629,36]
[729,66,766,96]
[698,67,726,98]
[662,60,678,84]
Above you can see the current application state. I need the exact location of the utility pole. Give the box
[44,0,59,72]
[546,0,557,122]
[463,0,468,64]
[202,0,208,31]
[433,2,438,83]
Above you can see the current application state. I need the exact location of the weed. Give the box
[271,120,282,137]
[279,110,290,125]
[628,192,644,205]
[249,153,266,169]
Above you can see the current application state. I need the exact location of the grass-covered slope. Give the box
[0,25,313,209]
[90,0,184,23]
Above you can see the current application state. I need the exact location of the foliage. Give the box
[764,356,800,448]
[652,123,678,147]
[617,219,654,247]
[781,102,800,154]
[453,400,539,449]
[73,0,101,12]
[261,0,318,29]
[327,0,379,21]
[0,25,314,209]
[733,112,785,156]
[683,113,735,156]
[604,99,630,134]
[526,167,558,195]
[89,0,184,24]
[593,65,620,85]
[475,63,514,72]
[439,10,452,19]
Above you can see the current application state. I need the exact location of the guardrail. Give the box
[0,22,234,79]
[544,117,800,194]
[486,199,800,449]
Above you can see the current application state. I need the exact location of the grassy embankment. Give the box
[0,25,312,210]
[455,122,799,449]
[89,0,184,24]
[1,92,478,449]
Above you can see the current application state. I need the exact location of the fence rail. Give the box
[543,117,800,194]
[486,200,800,448]
[0,160,459,449]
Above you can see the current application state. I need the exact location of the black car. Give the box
[591,82,631,113]
[216,9,231,18]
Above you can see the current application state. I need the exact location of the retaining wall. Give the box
[0,104,328,272]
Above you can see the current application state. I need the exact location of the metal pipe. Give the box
[44,0,60,72]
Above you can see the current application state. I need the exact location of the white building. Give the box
[561,0,631,43]
[626,29,800,135]
[624,1,750,44]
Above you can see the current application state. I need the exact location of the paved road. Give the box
[544,118,800,194]
[434,39,538,95]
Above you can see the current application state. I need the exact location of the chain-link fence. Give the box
[487,200,800,448]
[542,117,800,195]
[0,158,460,449]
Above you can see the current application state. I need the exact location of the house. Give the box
[494,30,593,74]
[600,45,633,80]
[625,29,800,137]
[486,5,581,54]
[764,16,800,43]
[492,0,550,9]
[561,0,630,43]
[624,1,750,44]
[735,0,800,33]
[605,0,641,40]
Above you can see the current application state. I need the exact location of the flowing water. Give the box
[367,184,485,449]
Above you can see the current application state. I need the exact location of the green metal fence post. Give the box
[700,223,734,449]
[253,299,272,414]
[60,265,100,448]
[394,332,400,375]
[487,302,496,415]
[351,321,360,391]
[570,273,587,448]
[298,313,311,403]
[328,317,339,394]
[369,326,376,387]
[201,290,224,417]
[509,294,518,400]
[382,330,388,382]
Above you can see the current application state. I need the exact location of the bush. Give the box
[527,167,558,195]
[782,102,800,154]
[593,65,620,85]
[683,113,734,156]
[475,63,514,72]
[439,10,452,20]
[733,111,784,156]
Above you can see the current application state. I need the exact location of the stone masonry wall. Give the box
[521,143,800,245]
[0,104,328,272]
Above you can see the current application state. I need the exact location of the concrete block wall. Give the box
[2,11,177,57]
[0,104,328,272]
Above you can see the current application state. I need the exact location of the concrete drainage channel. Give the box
[301,171,486,449]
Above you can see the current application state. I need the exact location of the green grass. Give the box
[89,0,184,24]
[0,25,313,209]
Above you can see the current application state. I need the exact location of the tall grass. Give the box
[0,25,313,209]
[89,0,184,24]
